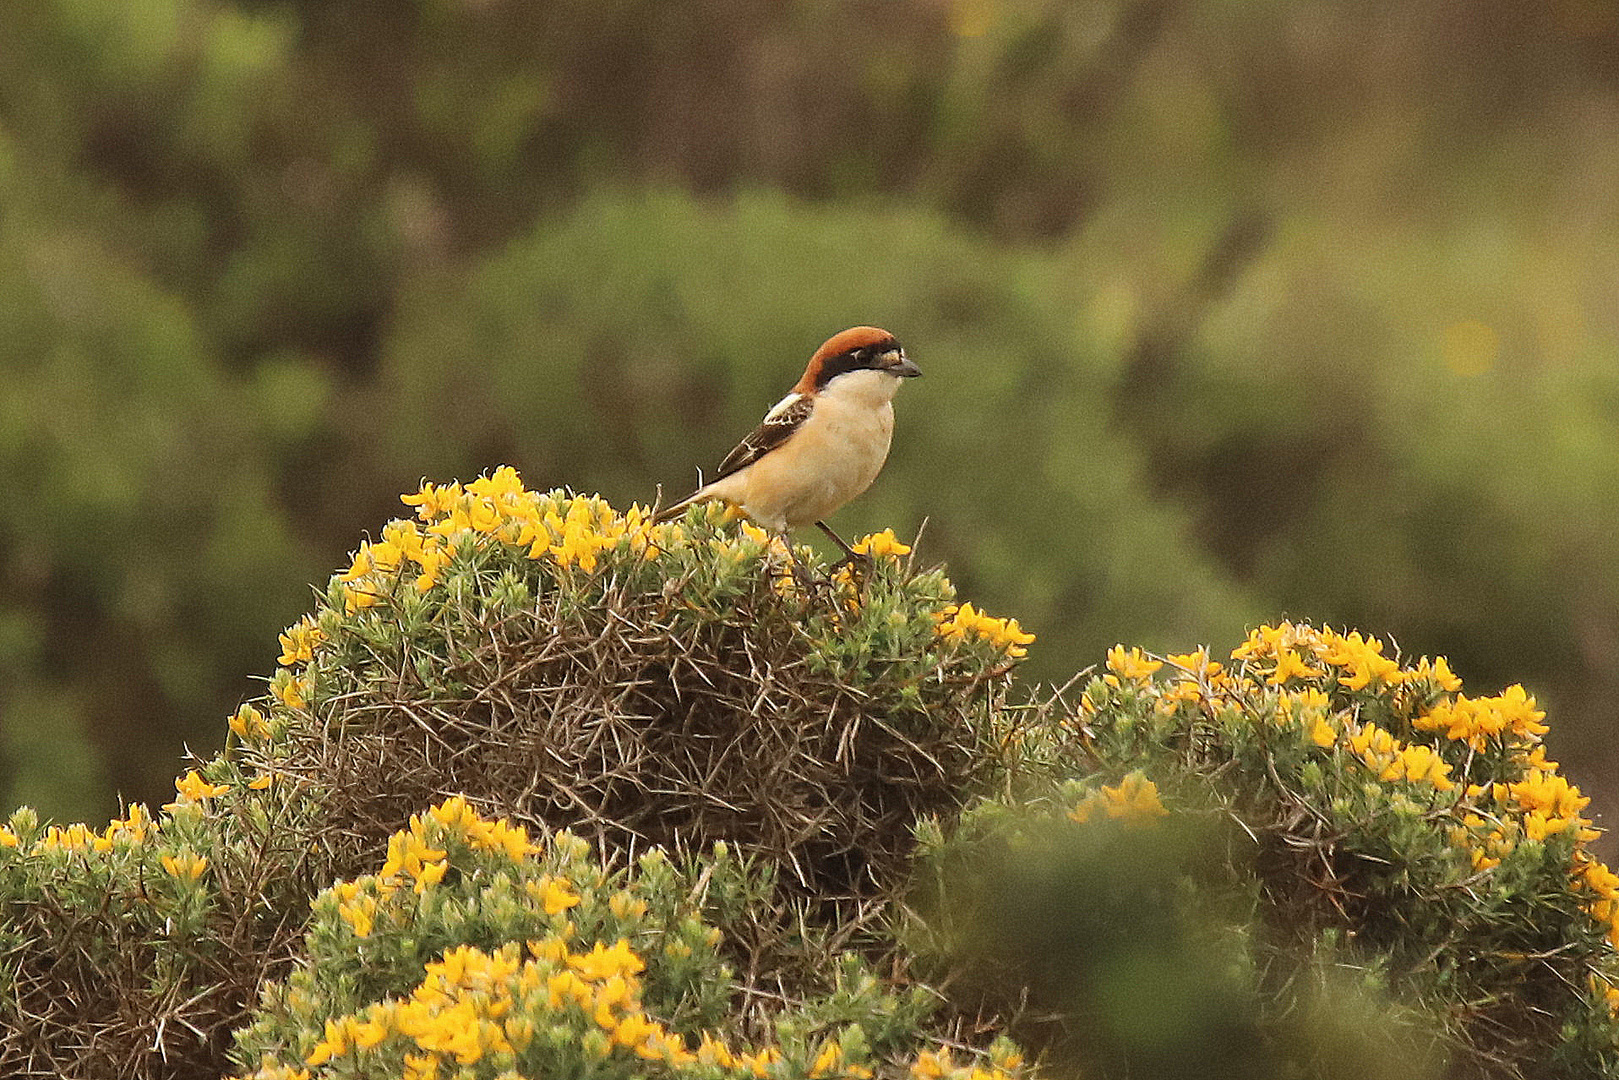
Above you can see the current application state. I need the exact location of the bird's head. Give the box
[797,326,921,394]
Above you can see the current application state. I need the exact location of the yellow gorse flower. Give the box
[568,939,645,982]
[427,795,539,862]
[380,829,448,889]
[1069,771,1168,827]
[39,823,97,852]
[1105,645,1162,683]
[277,615,324,666]
[269,668,311,711]
[1319,630,1402,691]
[851,528,912,558]
[228,703,271,741]
[293,936,698,1072]
[1101,772,1168,821]
[342,471,698,614]
[1165,647,1223,680]
[1413,684,1548,750]
[1266,647,1323,686]
[1308,716,1337,748]
[321,473,1039,690]
[161,850,208,880]
[402,478,465,522]
[938,602,1036,658]
[338,892,377,938]
[1230,622,1463,699]
[106,803,153,843]
[166,770,229,810]
[609,890,649,920]
[535,876,581,916]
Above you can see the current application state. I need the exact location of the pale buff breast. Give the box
[710,368,900,530]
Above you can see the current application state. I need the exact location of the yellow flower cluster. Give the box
[330,796,546,938]
[1090,621,1619,978]
[1154,648,1229,709]
[1317,630,1404,691]
[937,602,1036,659]
[15,802,155,855]
[230,703,273,741]
[1068,770,1169,826]
[268,604,324,723]
[290,932,872,1078]
[386,468,668,602]
[270,667,311,712]
[1347,724,1454,791]
[1440,759,1600,877]
[239,797,1030,1080]
[1447,813,1517,874]
[333,880,380,938]
[1105,645,1163,684]
[1412,684,1548,750]
[337,517,452,614]
[167,769,230,809]
[1585,859,1619,951]
[1232,623,1462,696]
[850,528,912,559]
[422,795,540,863]
[275,470,1036,687]
[910,1046,1022,1080]
[278,615,324,666]
[161,849,208,881]
[0,774,241,903]
[1499,767,1595,845]
[543,496,658,573]
[413,468,1032,654]
[534,874,583,916]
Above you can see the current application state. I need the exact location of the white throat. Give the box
[820,367,904,407]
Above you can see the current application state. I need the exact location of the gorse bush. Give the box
[0,756,319,1078]
[228,796,1027,1080]
[0,469,1030,1078]
[246,467,1025,905]
[915,625,1619,1078]
[4,468,1619,1079]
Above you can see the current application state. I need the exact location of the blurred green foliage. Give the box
[920,812,1444,1080]
[3,0,1619,841]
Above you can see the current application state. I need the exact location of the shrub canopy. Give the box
[2,472,1618,1079]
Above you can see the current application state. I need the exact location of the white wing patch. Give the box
[762,391,803,423]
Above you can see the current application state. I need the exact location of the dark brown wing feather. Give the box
[714,394,813,479]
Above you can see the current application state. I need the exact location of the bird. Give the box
[655,326,921,559]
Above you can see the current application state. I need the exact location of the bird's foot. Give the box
[788,557,822,591]
[828,550,874,580]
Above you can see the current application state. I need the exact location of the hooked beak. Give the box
[882,349,922,378]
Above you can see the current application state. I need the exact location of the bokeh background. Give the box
[3,0,1618,850]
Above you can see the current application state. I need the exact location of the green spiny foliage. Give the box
[913,628,1619,1079]
[238,470,1025,910]
[227,797,1005,1080]
[0,766,318,1078]
[0,468,1029,1079]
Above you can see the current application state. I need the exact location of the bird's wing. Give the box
[714,392,813,479]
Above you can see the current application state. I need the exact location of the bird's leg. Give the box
[815,520,860,559]
[817,520,872,575]
[779,529,820,590]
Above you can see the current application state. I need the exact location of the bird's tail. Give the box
[653,488,709,525]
